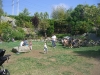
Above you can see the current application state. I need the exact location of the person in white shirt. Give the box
[44,42,48,54]
[51,34,57,48]
[20,40,24,46]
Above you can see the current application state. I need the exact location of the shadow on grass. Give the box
[73,49,100,60]
[39,52,44,54]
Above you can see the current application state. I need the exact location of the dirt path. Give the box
[90,59,100,75]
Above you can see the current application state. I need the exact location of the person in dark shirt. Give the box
[23,38,28,46]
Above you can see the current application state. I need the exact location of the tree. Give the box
[31,15,39,38]
[34,12,39,17]
[47,19,54,36]
[96,3,100,36]
[51,4,67,20]
[38,12,49,38]
[32,12,49,38]
[39,19,49,38]
[39,12,44,19]
[51,5,70,34]
[39,12,49,20]
[16,8,31,27]
[19,8,30,16]
[44,12,49,19]
[67,4,94,35]
[83,4,100,34]
[31,16,39,28]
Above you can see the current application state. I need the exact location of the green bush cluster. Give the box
[56,34,71,38]
[0,22,25,41]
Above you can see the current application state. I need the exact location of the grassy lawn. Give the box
[0,41,100,75]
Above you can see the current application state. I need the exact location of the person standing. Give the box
[44,42,48,54]
[51,34,57,48]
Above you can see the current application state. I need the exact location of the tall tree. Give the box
[39,12,44,19]
[96,3,100,35]
[44,12,49,19]
[39,12,49,20]
[39,12,49,38]
[51,5,69,34]
[31,15,39,29]
[84,4,100,34]
[34,12,39,17]
[32,12,49,38]
[19,8,30,16]
[17,8,31,27]
[51,5,67,20]
[68,4,92,35]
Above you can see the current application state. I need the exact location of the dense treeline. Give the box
[0,0,100,41]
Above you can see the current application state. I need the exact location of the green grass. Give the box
[0,41,100,75]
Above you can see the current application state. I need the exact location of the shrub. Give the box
[12,31,25,40]
[1,26,25,41]
[56,34,71,38]
[46,26,54,36]
[0,22,10,36]
[1,26,13,42]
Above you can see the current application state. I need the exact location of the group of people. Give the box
[20,38,32,50]
[44,34,57,54]
[19,34,57,53]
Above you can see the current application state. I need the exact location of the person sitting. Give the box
[23,38,29,46]
[20,40,24,46]
[29,40,32,50]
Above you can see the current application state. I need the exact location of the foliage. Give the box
[1,24,25,41]
[31,15,39,28]
[12,30,25,40]
[1,4,100,39]
[33,12,50,37]
[0,22,10,36]
[39,20,49,30]
[24,21,33,28]
[16,15,32,27]
[56,33,71,38]
[51,5,73,34]
[75,21,91,34]
[54,20,68,33]
[51,4,67,20]
[46,26,54,36]
[46,20,54,36]
[67,4,94,35]
[39,12,49,19]
[1,26,13,42]
[19,8,30,16]
[11,8,32,27]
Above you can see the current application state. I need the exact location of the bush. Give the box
[1,26,25,41]
[12,31,25,40]
[46,26,54,36]
[56,34,71,38]
[1,26,12,42]
[0,22,10,36]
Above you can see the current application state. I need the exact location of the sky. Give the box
[2,0,99,16]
